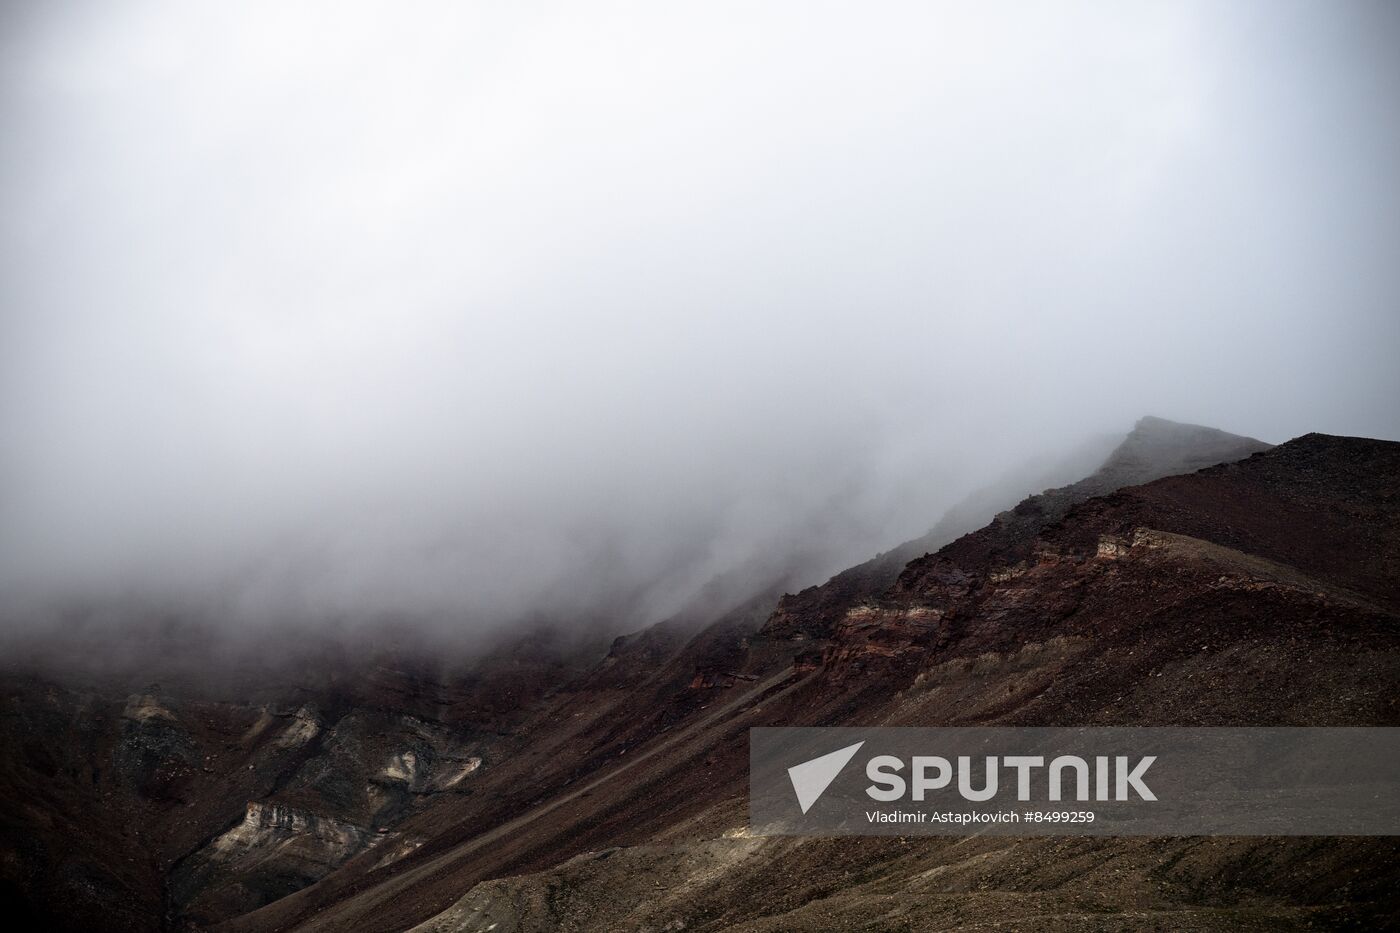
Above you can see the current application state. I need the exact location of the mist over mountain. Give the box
[3,1,1400,642]
[4,3,1400,930]
[3,415,1395,932]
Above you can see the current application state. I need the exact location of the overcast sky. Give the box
[2,1,1397,632]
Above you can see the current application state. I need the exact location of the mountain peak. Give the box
[922,416,1273,576]
[1101,416,1272,486]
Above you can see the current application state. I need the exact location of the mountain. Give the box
[3,419,1395,931]
[261,430,1396,933]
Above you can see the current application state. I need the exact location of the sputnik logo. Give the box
[787,741,864,814]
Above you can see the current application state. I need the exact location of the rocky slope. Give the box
[4,419,1395,932]
[230,430,1395,932]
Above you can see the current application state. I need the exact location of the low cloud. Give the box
[2,1,1397,637]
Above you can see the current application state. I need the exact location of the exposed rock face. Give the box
[273,707,321,749]
[170,802,373,924]
[157,706,495,928]
[211,802,367,861]
[0,663,500,931]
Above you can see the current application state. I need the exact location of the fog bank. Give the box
[2,1,1398,634]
